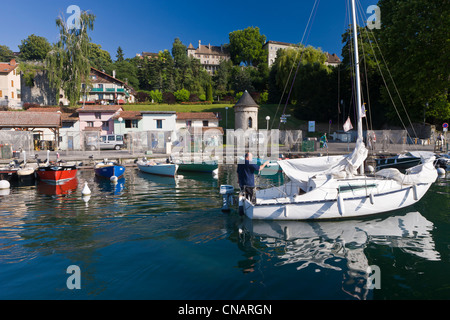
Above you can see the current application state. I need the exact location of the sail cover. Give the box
[278,139,368,183]
[375,157,437,185]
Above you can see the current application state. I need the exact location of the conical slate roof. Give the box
[234,90,259,108]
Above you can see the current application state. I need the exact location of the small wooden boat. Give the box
[37,162,77,184]
[137,158,178,177]
[94,159,125,179]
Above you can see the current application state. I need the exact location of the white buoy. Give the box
[437,168,445,176]
[0,180,10,190]
[366,165,374,173]
[82,182,91,196]
[110,176,118,183]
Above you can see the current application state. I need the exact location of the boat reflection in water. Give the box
[242,211,440,299]
[37,178,78,196]
[95,176,125,195]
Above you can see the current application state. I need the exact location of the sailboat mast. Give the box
[350,0,363,142]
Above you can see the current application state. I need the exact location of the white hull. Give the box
[137,162,178,177]
[244,171,436,220]
[244,183,433,220]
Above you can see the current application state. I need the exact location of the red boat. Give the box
[36,163,77,184]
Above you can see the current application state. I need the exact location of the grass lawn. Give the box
[123,103,306,131]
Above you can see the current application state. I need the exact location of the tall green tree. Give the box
[213,59,233,96]
[116,46,124,62]
[171,38,188,67]
[46,10,95,106]
[18,34,51,61]
[376,0,449,124]
[229,27,267,67]
[112,58,139,90]
[269,46,336,121]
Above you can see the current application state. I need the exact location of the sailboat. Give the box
[242,0,438,220]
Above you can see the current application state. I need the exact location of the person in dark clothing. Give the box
[237,152,270,204]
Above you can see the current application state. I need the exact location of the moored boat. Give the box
[0,166,18,182]
[137,158,178,177]
[176,161,218,173]
[374,151,434,171]
[37,162,77,184]
[94,159,125,179]
[17,166,36,181]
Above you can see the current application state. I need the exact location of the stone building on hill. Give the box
[187,40,230,74]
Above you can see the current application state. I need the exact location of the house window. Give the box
[11,80,14,87]
[186,120,192,127]
[102,121,109,129]
[87,121,94,127]
[248,117,253,128]
[156,119,163,129]
[11,92,14,99]
[0,90,2,98]
[95,112,101,119]
[203,120,209,127]
[125,120,138,128]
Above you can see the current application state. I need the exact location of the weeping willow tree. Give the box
[46,10,95,106]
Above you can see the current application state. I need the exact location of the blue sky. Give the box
[1,0,378,60]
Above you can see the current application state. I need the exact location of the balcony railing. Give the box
[90,87,127,93]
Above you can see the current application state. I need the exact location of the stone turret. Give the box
[234,90,259,131]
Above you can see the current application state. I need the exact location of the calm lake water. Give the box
[0,166,449,300]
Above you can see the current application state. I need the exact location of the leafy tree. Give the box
[116,46,124,62]
[18,34,51,61]
[46,10,95,106]
[174,88,190,102]
[230,66,254,93]
[171,38,188,67]
[213,59,232,96]
[88,43,112,72]
[150,90,163,103]
[376,0,449,124]
[0,45,15,62]
[112,58,139,90]
[269,46,337,121]
[229,27,267,67]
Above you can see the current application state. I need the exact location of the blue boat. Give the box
[94,160,125,179]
